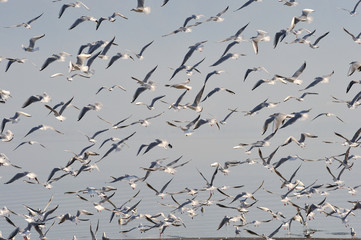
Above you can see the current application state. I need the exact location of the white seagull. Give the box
[250,30,270,54]
[22,92,51,108]
[5,13,43,29]
[131,0,151,14]
[22,34,45,52]
[58,1,89,19]
[78,103,102,121]
[340,0,361,16]
[342,27,361,44]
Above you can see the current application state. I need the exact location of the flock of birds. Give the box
[1,0,361,239]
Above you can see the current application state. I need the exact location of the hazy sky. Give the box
[0,0,360,239]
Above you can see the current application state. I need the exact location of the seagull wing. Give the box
[235,0,254,11]
[143,65,158,83]
[27,13,44,24]
[4,171,29,184]
[292,61,306,79]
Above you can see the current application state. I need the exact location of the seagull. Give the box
[201,87,235,102]
[234,0,262,11]
[162,22,202,37]
[131,0,151,14]
[97,132,136,161]
[131,81,156,103]
[98,36,116,59]
[4,171,39,184]
[5,13,43,29]
[97,114,132,129]
[205,6,229,22]
[96,13,128,30]
[50,72,91,81]
[1,111,31,133]
[23,124,64,138]
[244,66,269,81]
[45,96,74,121]
[78,103,102,121]
[5,58,27,72]
[133,40,154,60]
[22,92,51,108]
[218,22,250,42]
[0,89,11,103]
[251,76,287,91]
[283,92,318,102]
[135,95,165,110]
[342,27,361,44]
[13,141,46,151]
[58,1,89,19]
[40,52,72,71]
[22,34,45,52]
[332,91,361,109]
[68,53,92,73]
[341,0,361,16]
[243,98,280,116]
[0,153,21,168]
[308,31,330,49]
[0,130,14,142]
[146,178,173,199]
[106,52,134,69]
[79,128,109,143]
[166,114,200,136]
[183,14,204,27]
[273,29,289,48]
[220,38,249,58]
[114,112,163,129]
[262,112,293,135]
[137,139,172,155]
[161,90,188,110]
[68,16,97,30]
[186,83,205,112]
[334,126,361,147]
[347,61,361,76]
[286,29,315,45]
[180,41,207,66]
[165,78,192,90]
[220,108,238,125]
[250,30,270,54]
[294,9,315,25]
[193,115,220,130]
[280,133,318,148]
[299,70,334,91]
[210,52,245,67]
[312,112,344,123]
[275,61,306,85]
[204,70,225,84]
[58,210,93,224]
[280,109,311,129]
[279,0,298,7]
[96,85,126,94]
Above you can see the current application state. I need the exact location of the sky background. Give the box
[0,0,361,239]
